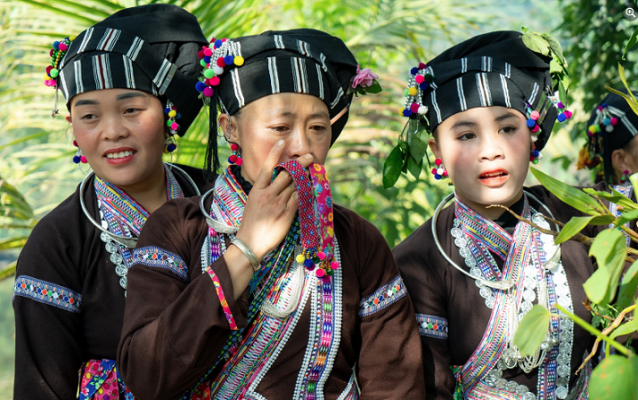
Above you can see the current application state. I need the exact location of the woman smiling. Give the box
[13,5,208,399]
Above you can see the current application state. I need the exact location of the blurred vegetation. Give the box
[0,0,634,397]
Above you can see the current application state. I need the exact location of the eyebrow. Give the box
[74,99,99,106]
[267,110,330,119]
[494,112,518,122]
[451,119,478,129]
[116,92,146,101]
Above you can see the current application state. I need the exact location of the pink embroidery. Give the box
[205,265,238,331]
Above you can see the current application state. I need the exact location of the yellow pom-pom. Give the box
[234,56,245,66]
[69,36,76,41]
[408,87,417,96]
[44,73,51,81]
[168,110,177,118]
[296,254,305,263]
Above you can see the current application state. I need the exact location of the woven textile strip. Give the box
[14,276,82,313]
[132,247,188,280]
[95,165,184,268]
[204,265,237,331]
[610,185,633,247]
[416,314,448,339]
[309,163,335,259]
[359,275,407,317]
[78,359,134,400]
[456,196,534,395]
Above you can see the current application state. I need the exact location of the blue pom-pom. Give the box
[526,118,536,128]
[410,67,419,75]
[224,55,234,65]
[419,82,429,90]
[402,109,413,117]
[603,118,611,126]
[601,103,607,108]
[53,41,60,50]
[164,107,171,114]
[73,155,81,164]
[214,39,223,48]
[434,174,441,180]
[532,150,540,157]
[176,113,182,120]
[203,56,211,63]
[303,258,314,267]
[167,143,177,152]
[195,81,206,92]
[557,113,566,122]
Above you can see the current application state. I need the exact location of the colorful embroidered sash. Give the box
[455,196,536,395]
[79,359,134,400]
[185,163,339,399]
[94,165,184,267]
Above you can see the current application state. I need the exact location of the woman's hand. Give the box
[236,140,313,260]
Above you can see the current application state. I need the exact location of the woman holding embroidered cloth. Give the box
[13,5,208,399]
[117,29,425,399]
[394,31,596,399]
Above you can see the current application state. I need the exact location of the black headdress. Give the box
[578,89,638,183]
[47,4,208,136]
[196,29,363,179]
[401,31,570,151]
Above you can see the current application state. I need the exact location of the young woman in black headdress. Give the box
[393,31,596,399]
[117,29,425,399]
[13,5,208,399]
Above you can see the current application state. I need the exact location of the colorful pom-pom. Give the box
[532,149,540,157]
[435,158,442,166]
[564,110,573,119]
[168,110,177,118]
[210,76,220,86]
[434,174,441,180]
[315,269,325,277]
[588,124,598,133]
[557,102,564,109]
[195,81,207,92]
[217,57,226,68]
[53,41,60,50]
[410,67,419,75]
[73,155,81,164]
[170,122,179,131]
[408,87,417,96]
[204,69,215,79]
[415,75,425,84]
[410,103,420,114]
[234,56,244,66]
[303,258,314,268]
[418,106,428,114]
[198,50,205,59]
[203,87,214,97]
[418,62,427,69]
[203,48,213,57]
[530,110,540,121]
[46,65,53,75]
[431,168,437,175]
[214,39,223,48]
[317,251,326,260]
[606,125,614,132]
[296,254,305,263]
[229,154,237,163]
[203,56,211,64]
[235,157,243,166]
[80,155,87,164]
[526,119,536,128]
[611,117,619,126]
[532,158,539,164]
[200,59,207,67]
[167,143,177,152]
[402,109,413,117]
[59,43,68,51]
[557,113,566,122]
[230,143,239,151]
[50,69,59,78]
[442,170,448,177]
[73,140,78,147]
[213,66,224,75]
[224,55,234,66]
[531,124,540,133]
[331,261,339,270]
[419,82,429,90]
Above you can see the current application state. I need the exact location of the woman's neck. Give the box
[116,165,168,214]
[457,189,525,221]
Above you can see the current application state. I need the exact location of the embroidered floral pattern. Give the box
[204,265,238,330]
[416,314,448,339]
[14,275,81,313]
[79,359,134,400]
[359,274,407,317]
[132,247,188,281]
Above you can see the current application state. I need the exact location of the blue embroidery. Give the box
[359,274,407,317]
[416,314,448,339]
[132,246,189,280]
[14,275,81,313]
[611,185,633,247]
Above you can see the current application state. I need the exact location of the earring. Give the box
[164,101,180,153]
[72,140,87,164]
[431,158,447,180]
[228,143,243,166]
[165,134,177,153]
[530,145,542,164]
[621,169,630,184]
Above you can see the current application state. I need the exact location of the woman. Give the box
[117,29,425,399]
[13,5,208,399]
[393,31,593,399]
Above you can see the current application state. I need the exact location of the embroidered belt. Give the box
[78,359,134,400]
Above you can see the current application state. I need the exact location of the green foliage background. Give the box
[0,0,634,397]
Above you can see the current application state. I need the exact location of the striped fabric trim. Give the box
[205,265,238,330]
[231,68,245,108]
[93,54,113,90]
[14,275,82,313]
[132,246,188,280]
[500,74,511,108]
[268,57,280,93]
[316,63,324,100]
[416,314,448,339]
[608,105,638,135]
[74,60,84,94]
[431,90,442,123]
[97,28,120,51]
[77,27,94,54]
[274,34,285,49]
[359,274,407,317]
[330,87,344,110]
[122,55,135,89]
[59,68,70,99]
[528,82,540,105]
[291,57,309,93]
[457,77,467,111]
[126,37,144,61]
[504,62,511,78]
[320,53,328,72]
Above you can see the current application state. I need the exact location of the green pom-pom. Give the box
[200,59,207,67]
[532,158,539,165]
[403,89,409,97]
[204,69,215,79]
[166,120,172,128]
[50,68,59,78]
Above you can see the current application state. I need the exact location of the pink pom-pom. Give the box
[442,170,448,177]
[331,261,339,270]
[531,124,540,133]
[598,106,604,111]
[235,157,243,166]
[80,156,87,164]
[530,110,540,121]
[203,87,214,97]
[564,110,573,119]
[230,143,239,151]
[431,168,437,174]
[73,140,78,147]
[611,117,619,126]
[410,103,420,113]
[170,122,179,131]
[229,154,237,163]
[315,269,325,277]
[210,76,220,86]
[58,43,68,51]
[203,48,213,57]
[415,75,425,84]
[418,62,426,69]
[435,158,442,166]
[317,251,326,260]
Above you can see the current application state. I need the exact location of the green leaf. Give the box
[617,260,638,311]
[589,355,635,400]
[530,167,604,215]
[549,59,562,75]
[559,80,568,105]
[382,146,403,189]
[554,216,594,244]
[514,304,550,357]
[409,137,428,164]
[584,267,612,306]
[366,80,382,94]
[588,229,627,306]
[609,320,637,342]
[542,33,568,69]
[407,156,421,179]
[623,26,638,61]
[582,188,638,212]
[521,31,550,56]
[616,210,638,228]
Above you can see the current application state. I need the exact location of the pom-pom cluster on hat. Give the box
[195,38,245,100]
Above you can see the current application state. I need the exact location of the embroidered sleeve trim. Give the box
[416,314,448,339]
[132,246,188,280]
[14,275,82,313]
[204,265,238,330]
[359,274,407,318]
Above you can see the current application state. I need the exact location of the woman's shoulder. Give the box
[171,163,214,195]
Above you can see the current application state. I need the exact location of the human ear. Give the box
[611,148,629,179]
[428,138,442,160]
[65,113,72,125]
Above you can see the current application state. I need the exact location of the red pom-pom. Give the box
[229,154,237,163]
[442,170,448,177]
[435,158,442,166]
[230,143,239,151]
[331,261,339,270]
[530,110,540,121]
[49,49,54,57]
[204,48,213,57]
[316,269,325,277]
[410,103,420,113]
[415,75,425,84]
[418,62,427,69]
[216,57,225,67]
[431,168,437,174]
[235,157,243,166]
[611,117,619,126]
[46,65,53,75]
[197,50,204,59]
[73,140,78,147]
[210,76,220,86]
[203,87,214,97]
